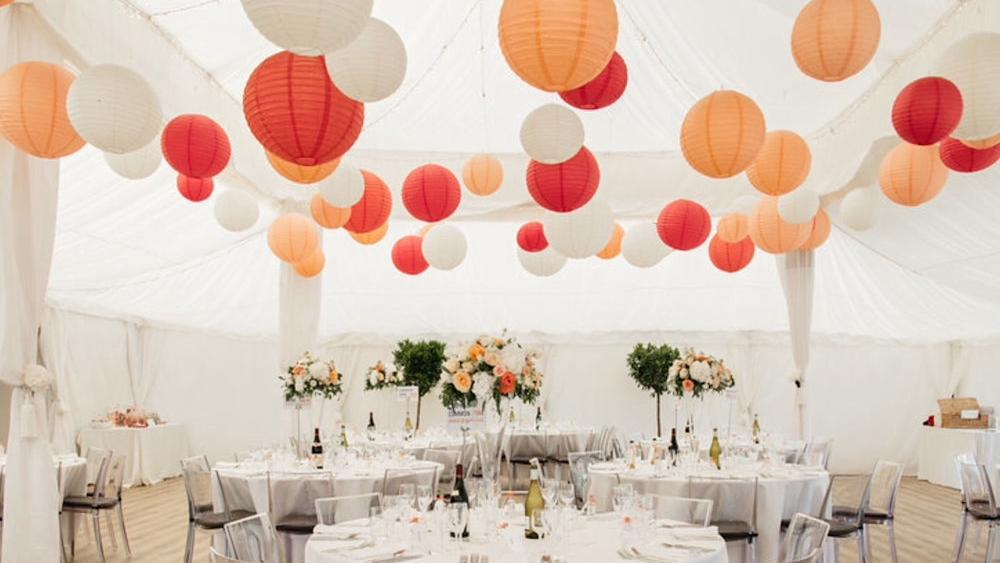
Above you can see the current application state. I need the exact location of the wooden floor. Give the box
[67,476,977,562]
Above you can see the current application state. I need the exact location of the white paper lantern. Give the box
[67,65,162,154]
[543,200,614,259]
[241,0,373,55]
[518,247,566,277]
[214,190,260,232]
[422,223,467,271]
[935,33,1000,144]
[778,188,820,224]
[103,139,162,180]
[520,104,584,164]
[324,18,406,103]
[319,164,364,207]
[839,187,880,231]
[622,223,671,268]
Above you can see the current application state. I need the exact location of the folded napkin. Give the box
[322,541,409,562]
[215,461,239,468]
[314,519,371,534]
[663,526,719,539]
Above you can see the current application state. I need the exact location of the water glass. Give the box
[558,483,575,508]
[399,483,416,509]
[417,484,433,512]
[448,502,469,549]
[541,480,558,507]
[369,506,386,540]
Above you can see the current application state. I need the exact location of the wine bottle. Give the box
[668,427,680,466]
[404,410,414,439]
[523,467,545,539]
[709,428,722,470]
[449,463,470,538]
[339,423,349,450]
[752,413,761,445]
[535,407,542,431]
[367,412,377,441]
[310,427,324,469]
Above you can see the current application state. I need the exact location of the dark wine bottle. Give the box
[449,463,470,538]
[535,407,542,430]
[668,427,680,466]
[310,427,324,469]
[367,412,376,440]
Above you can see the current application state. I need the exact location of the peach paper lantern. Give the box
[349,221,388,245]
[268,213,319,263]
[596,222,624,260]
[878,142,948,207]
[268,151,340,184]
[498,0,618,92]
[680,90,766,179]
[747,197,811,254]
[310,193,351,229]
[0,62,85,158]
[0,1,14,7]
[709,235,754,273]
[799,209,831,251]
[745,131,811,196]
[717,212,749,243]
[462,154,504,196]
[791,0,881,82]
[293,250,325,278]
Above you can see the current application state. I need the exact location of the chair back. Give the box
[422,449,460,496]
[955,452,977,504]
[315,493,382,525]
[820,474,871,528]
[567,450,602,508]
[800,438,833,469]
[266,471,334,524]
[782,513,830,563]
[224,513,283,563]
[210,546,248,562]
[180,455,217,519]
[474,425,508,483]
[959,463,999,518]
[84,447,112,487]
[867,459,904,517]
[650,495,713,526]
[382,468,437,498]
[688,476,758,531]
[100,454,127,500]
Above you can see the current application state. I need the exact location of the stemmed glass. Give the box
[541,479,558,509]
[558,483,575,508]
[448,502,469,551]
[399,483,416,510]
[416,484,433,512]
[612,484,634,514]
[531,508,549,539]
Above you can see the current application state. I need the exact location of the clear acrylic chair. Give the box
[688,475,759,563]
[224,513,284,563]
[567,450,603,508]
[382,467,438,498]
[64,453,125,563]
[650,495,713,527]
[83,447,112,495]
[422,448,460,496]
[954,462,1000,562]
[180,455,252,563]
[781,513,830,563]
[315,493,382,525]
[819,473,873,563]
[833,459,904,563]
[266,470,334,543]
[210,546,246,562]
[799,438,833,470]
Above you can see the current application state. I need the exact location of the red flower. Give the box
[499,371,517,395]
[682,379,695,393]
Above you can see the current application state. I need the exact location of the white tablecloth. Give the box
[916,426,1000,489]
[504,429,595,462]
[589,463,828,563]
[0,455,87,499]
[77,423,190,487]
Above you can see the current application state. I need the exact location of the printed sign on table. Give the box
[447,402,485,434]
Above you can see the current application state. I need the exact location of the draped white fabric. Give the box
[777,251,816,441]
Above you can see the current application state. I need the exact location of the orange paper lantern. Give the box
[709,235,755,273]
[498,0,618,92]
[0,1,14,6]
[717,212,749,243]
[680,90,766,179]
[462,154,504,196]
[350,221,388,245]
[597,222,624,260]
[745,131,811,196]
[293,250,325,277]
[747,197,811,254]
[268,213,319,263]
[799,209,831,251]
[310,193,351,229]
[791,0,881,82]
[0,62,85,158]
[879,142,948,207]
[268,151,340,184]
[343,170,393,234]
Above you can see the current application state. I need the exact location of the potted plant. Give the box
[626,343,680,438]
[393,339,446,429]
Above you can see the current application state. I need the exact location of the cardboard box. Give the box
[938,397,990,429]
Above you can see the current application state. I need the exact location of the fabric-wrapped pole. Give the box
[777,250,816,441]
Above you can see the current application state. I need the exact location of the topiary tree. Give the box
[626,342,680,437]
[393,339,446,429]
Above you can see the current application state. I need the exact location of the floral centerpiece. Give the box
[440,332,543,411]
[364,360,405,390]
[106,406,161,428]
[667,348,735,398]
[281,351,342,402]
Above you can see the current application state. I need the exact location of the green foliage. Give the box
[393,339,446,398]
[440,381,475,410]
[626,342,680,397]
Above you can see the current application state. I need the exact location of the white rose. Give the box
[23,364,51,390]
[309,361,327,380]
[294,378,305,392]
[368,372,378,386]
[668,365,679,377]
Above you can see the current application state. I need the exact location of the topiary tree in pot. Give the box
[626,342,680,437]
[393,339,447,429]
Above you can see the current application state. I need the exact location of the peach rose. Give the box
[468,344,486,361]
[292,365,305,377]
[493,364,506,377]
[682,379,695,393]
[484,352,501,366]
[453,371,472,393]
[328,370,340,384]
[499,371,517,395]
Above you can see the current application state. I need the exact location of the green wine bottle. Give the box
[524,468,545,539]
[709,428,722,470]
[752,414,761,445]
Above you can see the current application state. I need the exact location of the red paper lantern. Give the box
[177,175,214,202]
[656,199,711,251]
[526,147,600,213]
[892,77,963,146]
[161,114,230,178]
[709,234,755,273]
[402,164,462,222]
[243,51,364,166]
[392,235,428,275]
[517,221,548,252]
[558,52,628,110]
[939,137,1000,173]
[343,170,392,234]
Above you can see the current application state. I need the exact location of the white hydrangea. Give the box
[689,360,711,382]
[501,345,527,374]
[22,364,52,391]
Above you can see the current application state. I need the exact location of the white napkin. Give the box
[322,541,409,562]
[314,519,370,534]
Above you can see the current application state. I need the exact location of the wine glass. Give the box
[416,484,433,512]
[558,483,575,508]
[369,505,386,540]
[531,508,549,539]
[448,502,469,550]
[399,483,416,510]
[541,480,558,508]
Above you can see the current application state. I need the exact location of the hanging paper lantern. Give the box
[709,235,755,273]
[103,138,162,180]
[656,199,711,251]
[402,164,462,222]
[240,0,372,56]
[520,104,585,164]
[293,250,326,278]
[0,62,84,158]
[799,209,831,251]
[267,151,339,184]
[423,224,467,271]
[747,197,811,254]
[526,147,600,213]
[839,187,880,231]
[177,175,214,202]
[268,213,320,263]
[939,137,1000,173]
[518,247,566,277]
[878,141,948,207]
[596,222,624,260]
[961,134,1000,150]
[324,18,407,103]
[622,223,672,268]
[462,154,504,196]
[498,0,618,92]
[343,170,392,234]
[350,221,389,245]
[934,33,1000,145]
[745,131,811,196]
[244,51,364,166]
[310,193,351,229]
[791,0,881,82]
[161,114,231,178]
[681,90,766,179]
[891,77,963,146]
[214,190,260,232]
[559,52,628,111]
[717,212,749,244]
[392,235,429,275]
[319,164,365,207]
[778,188,821,225]
[67,64,162,154]
[517,222,548,253]
[543,200,614,259]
